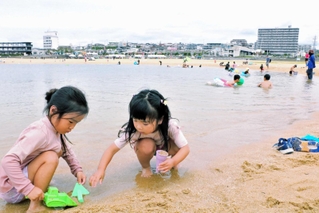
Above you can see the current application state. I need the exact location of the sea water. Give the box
[0,63,318,211]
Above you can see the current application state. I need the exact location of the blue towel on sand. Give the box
[300,134,319,142]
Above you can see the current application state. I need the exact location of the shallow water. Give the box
[0,64,318,211]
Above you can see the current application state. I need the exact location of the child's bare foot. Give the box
[141,167,153,177]
[173,163,180,170]
[26,201,48,213]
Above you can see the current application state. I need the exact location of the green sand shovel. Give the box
[71,183,89,203]
[43,186,77,208]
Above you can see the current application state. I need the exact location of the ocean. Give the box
[0,63,318,211]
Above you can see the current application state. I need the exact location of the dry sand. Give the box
[2,58,319,212]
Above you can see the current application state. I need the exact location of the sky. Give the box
[1,0,318,48]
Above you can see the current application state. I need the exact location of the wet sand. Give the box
[59,111,319,213]
[1,58,319,212]
[62,112,319,213]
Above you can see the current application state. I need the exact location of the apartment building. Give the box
[256,26,299,55]
[0,42,33,55]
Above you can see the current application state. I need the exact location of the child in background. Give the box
[225,74,241,87]
[225,62,230,71]
[0,86,89,212]
[260,64,264,72]
[305,52,310,66]
[89,89,190,185]
[258,74,273,89]
[289,65,297,75]
[240,68,250,77]
[244,68,250,75]
[232,61,237,69]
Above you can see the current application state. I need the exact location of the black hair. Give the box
[234,74,240,80]
[43,86,89,153]
[119,89,171,150]
[264,74,271,80]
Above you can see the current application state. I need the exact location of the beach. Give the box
[1,58,319,213]
[63,112,319,213]
[0,57,316,77]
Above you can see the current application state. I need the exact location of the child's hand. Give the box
[89,170,105,187]
[76,171,86,184]
[27,186,44,201]
[157,158,174,173]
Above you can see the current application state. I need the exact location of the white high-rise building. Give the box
[256,26,299,55]
[43,31,59,50]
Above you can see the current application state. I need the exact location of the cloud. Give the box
[1,0,317,47]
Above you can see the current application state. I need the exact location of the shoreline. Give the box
[0,58,317,77]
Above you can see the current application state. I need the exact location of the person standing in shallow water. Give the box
[306,49,316,80]
[89,89,190,185]
[266,55,271,69]
[0,86,89,213]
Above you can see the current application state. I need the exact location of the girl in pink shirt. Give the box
[0,86,89,212]
[305,52,310,66]
[89,89,190,186]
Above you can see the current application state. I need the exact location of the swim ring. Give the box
[240,71,250,77]
[206,78,230,87]
[207,77,243,87]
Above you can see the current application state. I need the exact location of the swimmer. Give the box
[258,74,272,89]
[244,68,250,75]
[225,74,241,87]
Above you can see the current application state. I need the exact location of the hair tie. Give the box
[161,99,168,106]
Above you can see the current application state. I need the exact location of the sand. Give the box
[62,113,319,213]
[0,57,316,77]
[62,112,319,213]
[2,58,319,212]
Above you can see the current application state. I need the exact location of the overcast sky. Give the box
[1,0,318,48]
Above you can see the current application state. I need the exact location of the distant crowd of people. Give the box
[218,49,316,90]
